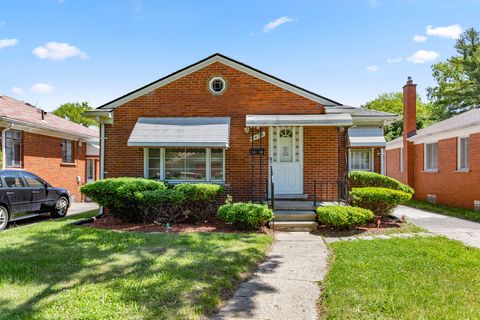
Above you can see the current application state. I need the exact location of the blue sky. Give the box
[1,0,479,111]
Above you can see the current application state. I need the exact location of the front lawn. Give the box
[0,212,273,320]
[321,236,480,319]
[406,199,480,222]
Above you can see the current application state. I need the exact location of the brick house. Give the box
[386,78,480,210]
[85,53,396,202]
[0,96,99,201]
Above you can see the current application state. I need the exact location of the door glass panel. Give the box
[279,129,293,162]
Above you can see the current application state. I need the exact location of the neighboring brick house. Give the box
[386,77,480,210]
[0,96,99,201]
[85,53,396,201]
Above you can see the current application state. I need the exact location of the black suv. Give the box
[0,170,71,231]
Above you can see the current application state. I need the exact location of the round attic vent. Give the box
[208,76,226,94]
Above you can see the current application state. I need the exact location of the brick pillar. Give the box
[403,77,416,187]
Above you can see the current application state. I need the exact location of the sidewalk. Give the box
[213,232,328,320]
[394,205,480,248]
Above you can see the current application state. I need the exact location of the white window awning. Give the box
[246,114,352,127]
[348,127,386,147]
[127,117,230,148]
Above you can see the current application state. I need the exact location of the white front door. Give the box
[270,127,303,195]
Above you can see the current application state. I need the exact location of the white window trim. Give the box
[423,142,438,172]
[349,149,373,172]
[144,147,225,183]
[457,136,470,172]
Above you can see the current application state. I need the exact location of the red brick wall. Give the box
[104,61,344,200]
[386,147,405,183]
[413,133,480,209]
[1,132,87,201]
[387,133,480,209]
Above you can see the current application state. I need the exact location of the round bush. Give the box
[316,205,374,229]
[217,202,273,230]
[350,187,412,217]
[174,183,225,221]
[135,189,187,224]
[80,178,166,221]
[349,171,414,195]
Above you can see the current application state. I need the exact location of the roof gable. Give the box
[97,53,343,110]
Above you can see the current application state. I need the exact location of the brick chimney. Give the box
[402,77,416,187]
[403,76,417,139]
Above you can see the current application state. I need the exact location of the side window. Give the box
[22,173,45,188]
[2,172,26,188]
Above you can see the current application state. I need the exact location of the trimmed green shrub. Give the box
[135,189,187,224]
[217,202,274,230]
[80,178,166,221]
[349,171,414,195]
[350,187,412,217]
[174,183,225,221]
[316,205,374,229]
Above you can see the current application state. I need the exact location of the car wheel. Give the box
[0,206,9,231]
[51,196,69,218]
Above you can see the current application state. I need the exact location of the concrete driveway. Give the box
[394,205,480,248]
[8,202,99,228]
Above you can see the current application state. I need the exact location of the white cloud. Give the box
[366,65,379,72]
[407,50,440,64]
[33,42,88,61]
[0,21,5,27]
[263,16,295,33]
[387,57,402,63]
[426,24,462,39]
[11,87,24,95]
[0,38,18,49]
[413,34,428,42]
[31,83,55,93]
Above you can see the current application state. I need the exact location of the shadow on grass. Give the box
[0,214,272,319]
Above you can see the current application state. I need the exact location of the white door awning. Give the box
[246,114,352,127]
[348,126,386,147]
[127,117,230,148]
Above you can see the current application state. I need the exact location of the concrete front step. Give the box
[274,194,309,200]
[274,210,316,221]
[272,221,318,232]
[273,200,317,211]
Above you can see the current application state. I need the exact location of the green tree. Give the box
[362,92,433,141]
[52,102,98,127]
[427,27,480,120]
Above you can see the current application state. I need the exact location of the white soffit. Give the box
[245,114,353,127]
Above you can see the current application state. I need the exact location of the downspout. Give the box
[100,122,105,180]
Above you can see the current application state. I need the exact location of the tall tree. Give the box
[362,92,433,141]
[427,27,480,120]
[52,102,98,127]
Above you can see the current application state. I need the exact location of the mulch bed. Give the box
[314,217,405,237]
[86,214,272,234]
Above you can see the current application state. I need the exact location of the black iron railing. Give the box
[313,179,348,204]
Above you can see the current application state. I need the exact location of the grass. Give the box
[321,236,480,319]
[0,211,273,320]
[406,199,480,222]
[317,221,424,238]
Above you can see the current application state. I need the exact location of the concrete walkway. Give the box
[68,202,99,215]
[394,205,480,248]
[213,232,328,320]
